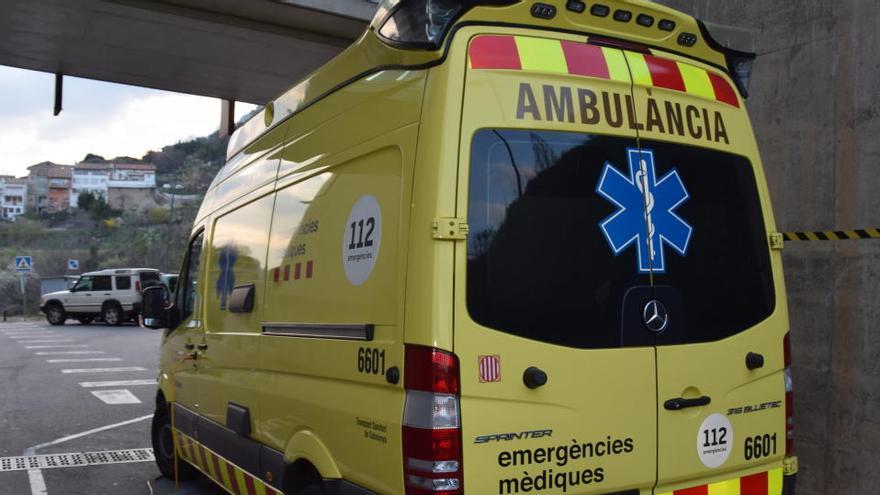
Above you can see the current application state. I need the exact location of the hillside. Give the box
[0,117,256,314]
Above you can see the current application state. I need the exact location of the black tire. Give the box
[77,317,93,325]
[299,483,328,495]
[102,303,123,326]
[45,303,66,326]
[151,402,197,480]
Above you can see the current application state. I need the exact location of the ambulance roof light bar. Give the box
[372,0,520,49]
[699,20,757,98]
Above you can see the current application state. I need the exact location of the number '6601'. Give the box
[744,433,777,460]
[357,347,385,375]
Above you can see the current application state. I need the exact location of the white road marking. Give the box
[7,334,58,338]
[27,468,47,495]
[90,389,142,405]
[60,367,146,374]
[25,345,88,349]
[47,358,122,363]
[35,351,105,356]
[17,339,74,344]
[79,379,156,388]
[27,414,153,451]
[23,415,153,495]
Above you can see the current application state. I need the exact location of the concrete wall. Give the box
[655,1,880,493]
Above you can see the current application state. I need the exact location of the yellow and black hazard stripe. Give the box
[176,431,283,495]
[783,228,880,241]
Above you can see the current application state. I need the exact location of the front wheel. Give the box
[103,304,123,326]
[151,402,196,480]
[45,304,66,326]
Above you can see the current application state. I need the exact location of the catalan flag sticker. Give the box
[478,354,501,383]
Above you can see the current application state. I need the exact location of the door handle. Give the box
[184,343,195,350]
[197,343,208,351]
[664,396,711,410]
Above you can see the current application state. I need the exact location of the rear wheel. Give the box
[45,303,66,326]
[151,402,196,480]
[102,303,123,326]
[77,317,93,325]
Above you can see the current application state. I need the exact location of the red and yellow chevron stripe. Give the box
[468,34,740,108]
[176,432,283,495]
[659,468,784,495]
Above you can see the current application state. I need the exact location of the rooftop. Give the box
[113,163,156,171]
[74,162,113,171]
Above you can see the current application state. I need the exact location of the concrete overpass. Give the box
[0,0,380,106]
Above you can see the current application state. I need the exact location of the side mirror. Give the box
[142,286,172,329]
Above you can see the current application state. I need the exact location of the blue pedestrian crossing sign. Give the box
[15,255,32,273]
[68,259,79,270]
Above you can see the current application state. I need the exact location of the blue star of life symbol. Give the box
[596,148,693,274]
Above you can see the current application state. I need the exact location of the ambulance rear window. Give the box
[466,129,775,348]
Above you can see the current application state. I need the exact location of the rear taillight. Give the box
[783,333,794,455]
[403,346,462,494]
[135,280,141,292]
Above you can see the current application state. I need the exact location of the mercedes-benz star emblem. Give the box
[642,299,669,333]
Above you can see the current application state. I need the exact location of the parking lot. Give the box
[0,320,224,495]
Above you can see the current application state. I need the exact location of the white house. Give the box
[108,163,156,189]
[0,176,28,220]
[71,162,110,204]
[106,163,158,211]
[70,162,157,210]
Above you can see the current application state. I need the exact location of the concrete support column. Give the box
[220,99,235,138]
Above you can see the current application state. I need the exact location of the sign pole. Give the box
[20,273,26,320]
[15,255,32,319]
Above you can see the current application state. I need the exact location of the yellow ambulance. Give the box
[143,1,798,494]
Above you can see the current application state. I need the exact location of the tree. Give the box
[77,191,96,211]
[90,196,120,221]
[82,153,106,163]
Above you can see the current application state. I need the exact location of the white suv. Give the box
[40,268,161,326]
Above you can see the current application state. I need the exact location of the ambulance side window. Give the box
[177,231,204,322]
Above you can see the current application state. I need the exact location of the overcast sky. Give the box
[0,65,257,178]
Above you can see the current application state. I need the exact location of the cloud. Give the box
[0,66,256,176]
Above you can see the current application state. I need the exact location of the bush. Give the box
[77,191,96,210]
[147,208,171,224]
[0,219,46,246]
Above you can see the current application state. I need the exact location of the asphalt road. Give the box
[0,320,225,495]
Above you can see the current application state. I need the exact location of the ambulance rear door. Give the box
[453,30,658,495]
[622,49,789,492]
